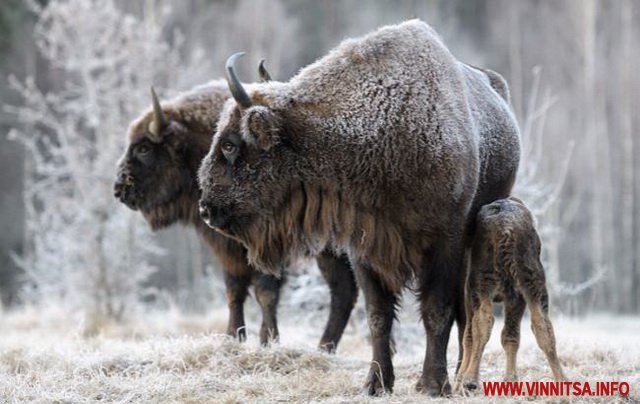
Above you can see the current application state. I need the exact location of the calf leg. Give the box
[354,262,397,396]
[252,272,283,346]
[527,291,565,381]
[316,250,358,353]
[461,296,493,390]
[454,265,467,376]
[223,271,251,342]
[456,287,475,385]
[502,294,526,381]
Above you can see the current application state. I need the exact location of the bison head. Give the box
[198,54,302,266]
[114,88,208,229]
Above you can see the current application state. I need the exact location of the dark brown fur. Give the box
[234,182,418,294]
[457,197,565,391]
[114,82,357,349]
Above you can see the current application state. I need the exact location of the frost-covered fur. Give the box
[114,81,357,350]
[198,20,520,395]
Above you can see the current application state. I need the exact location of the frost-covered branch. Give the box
[514,68,603,307]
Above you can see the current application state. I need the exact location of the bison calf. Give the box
[458,197,565,391]
[114,80,357,350]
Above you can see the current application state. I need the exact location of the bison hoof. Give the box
[318,341,337,354]
[416,377,452,397]
[464,380,479,391]
[227,326,247,343]
[259,326,279,347]
[503,373,518,382]
[451,373,479,392]
[364,366,393,396]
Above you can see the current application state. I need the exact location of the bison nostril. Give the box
[114,182,123,198]
[199,203,231,228]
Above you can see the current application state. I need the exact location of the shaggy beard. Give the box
[233,182,415,293]
[141,192,199,231]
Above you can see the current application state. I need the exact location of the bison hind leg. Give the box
[416,244,467,397]
[252,272,283,346]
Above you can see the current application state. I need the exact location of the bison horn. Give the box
[149,86,168,140]
[225,52,253,108]
[258,59,272,82]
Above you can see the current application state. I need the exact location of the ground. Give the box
[0,285,638,403]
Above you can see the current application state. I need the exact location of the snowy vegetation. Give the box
[0,304,637,403]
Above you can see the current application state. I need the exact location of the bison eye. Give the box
[221,141,237,156]
[137,144,150,155]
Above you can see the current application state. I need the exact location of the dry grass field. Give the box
[0,291,637,403]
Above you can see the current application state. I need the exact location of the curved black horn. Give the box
[225,52,253,108]
[149,86,167,137]
[258,59,272,82]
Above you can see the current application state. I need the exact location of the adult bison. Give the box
[114,77,357,351]
[198,20,520,396]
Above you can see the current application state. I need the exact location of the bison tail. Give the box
[482,68,510,104]
[465,63,511,104]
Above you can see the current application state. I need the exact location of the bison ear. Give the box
[241,106,282,151]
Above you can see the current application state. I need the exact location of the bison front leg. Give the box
[316,250,358,353]
[252,272,283,346]
[223,271,251,342]
[354,262,397,396]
